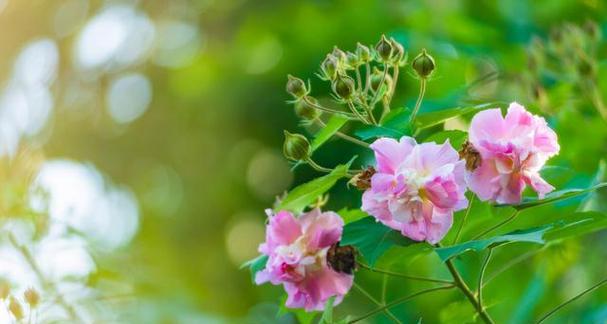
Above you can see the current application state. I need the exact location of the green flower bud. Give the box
[24,287,39,308]
[370,67,393,95]
[9,296,23,320]
[294,97,321,121]
[375,35,393,62]
[286,75,308,98]
[356,43,371,63]
[283,131,311,161]
[583,20,601,41]
[332,46,348,63]
[332,74,356,100]
[577,55,595,77]
[321,54,339,80]
[346,52,360,69]
[390,37,405,64]
[412,49,436,78]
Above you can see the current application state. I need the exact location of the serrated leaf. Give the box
[435,226,551,262]
[341,217,420,266]
[544,211,607,241]
[277,158,355,213]
[415,103,497,129]
[312,115,349,151]
[355,107,412,140]
[424,130,468,149]
[337,208,368,224]
[241,254,268,283]
[503,183,607,211]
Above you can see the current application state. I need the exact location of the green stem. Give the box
[364,62,372,97]
[348,285,454,323]
[477,249,493,310]
[355,68,363,93]
[305,158,333,173]
[536,278,607,324]
[353,283,402,324]
[370,64,389,106]
[445,258,495,324]
[347,101,371,124]
[302,96,357,119]
[383,64,399,118]
[314,119,370,148]
[358,99,377,124]
[453,196,474,244]
[357,262,453,284]
[483,248,543,288]
[471,210,520,240]
[410,78,426,123]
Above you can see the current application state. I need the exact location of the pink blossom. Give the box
[255,209,353,311]
[361,136,468,244]
[467,102,560,204]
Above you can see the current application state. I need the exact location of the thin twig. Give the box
[357,262,453,284]
[471,210,520,240]
[347,101,371,124]
[453,196,474,244]
[364,62,372,97]
[353,283,402,324]
[305,159,333,173]
[370,64,389,106]
[483,248,543,288]
[348,285,454,323]
[477,249,493,310]
[536,278,607,323]
[444,258,495,324]
[302,96,357,118]
[314,119,370,148]
[410,78,426,123]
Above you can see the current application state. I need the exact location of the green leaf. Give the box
[337,208,368,224]
[435,226,551,262]
[277,158,355,213]
[311,115,349,151]
[503,183,607,211]
[355,107,412,140]
[320,296,335,324]
[544,211,607,241]
[424,130,468,149]
[240,254,268,283]
[415,103,497,129]
[341,217,420,266]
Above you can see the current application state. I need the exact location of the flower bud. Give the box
[286,75,308,98]
[390,37,405,64]
[370,67,393,93]
[375,35,393,62]
[356,43,371,63]
[332,46,348,63]
[576,55,595,77]
[332,74,356,100]
[583,20,601,41]
[412,49,436,78]
[0,280,9,300]
[283,131,311,161]
[321,54,339,80]
[346,52,360,69]
[23,287,39,308]
[294,97,321,121]
[9,296,23,320]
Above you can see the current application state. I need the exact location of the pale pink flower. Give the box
[361,136,468,244]
[255,209,353,311]
[467,102,560,204]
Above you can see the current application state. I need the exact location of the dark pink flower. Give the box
[256,209,352,311]
[361,136,468,244]
[467,102,560,204]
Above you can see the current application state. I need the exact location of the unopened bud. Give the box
[9,296,23,320]
[332,74,356,100]
[412,49,436,78]
[583,20,601,41]
[375,35,393,62]
[390,37,405,64]
[0,280,9,299]
[346,52,360,69]
[356,43,371,63]
[24,287,39,308]
[577,55,595,77]
[283,131,311,161]
[321,54,339,80]
[332,46,348,63]
[286,75,308,98]
[294,97,321,121]
[370,67,393,93]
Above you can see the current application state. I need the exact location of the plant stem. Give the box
[347,101,371,124]
[357,262,453,284]
[444,258,495,324]
[471,210,520,240]
[410,78,427,123]
[302,96,357,118]
[453,196,474,244]
[355,68,363,93]
[370,64,389,106]
[358,99,378,124]
[384,64,399,117]
[477,249,493,311]
[364,62,372,97]
[314,119,370,148]
[483,248,543,288]
[536,277,607,324]
[305,158,333,173]
[348,285,454,323]
[353,283,402,324]
[8,233,84,323]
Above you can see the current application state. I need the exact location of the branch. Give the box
[536,278,607,324]
[357,262,453,284]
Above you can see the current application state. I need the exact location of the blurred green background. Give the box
[0,0,606,323]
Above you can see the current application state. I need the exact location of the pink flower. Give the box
[255,209,353,311]
[361,136,468,244]
[467,102,560,204]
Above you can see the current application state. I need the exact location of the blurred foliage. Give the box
[0,0,605,323]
